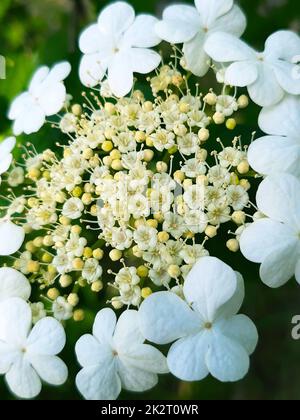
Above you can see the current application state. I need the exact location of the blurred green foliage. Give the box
[0,0,300,400]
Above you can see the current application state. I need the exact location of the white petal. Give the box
[167,330,211,381]
[45,62,71,84]
[183,32,211,77]
[79,53,106,88]
[113,310,144,349]
[0,136,16,156]
[76,362,121,400]
[121,343,168,374]
[0,221,25,256]
[37,83,66,116]
[0,154,13,175]
[215,315,258,355]
[8,92,32,120]
[75,334,113,367]
[28,354,68,385]
[183,256,237,321]
[195,0,233,26]
[295,260,300,285]
[124,15,161,48]
[93,308,116,344]
[23,104,46,135]
[210,5,246,37]
[0,341,19,374]
[26,317,66,355]
[6,357,42,399]
[205,32,255,62]
[216,272,245,319]
[260,244,298,287]
[79,24,105,54]
[28,66,49,92]
[155,5,200,43]
[248,135,300,178]
[0,267,31,302]
[98,2,135,38]
[272,60,300,95]
[248,63,284,107]
[256,174,300,227]
[129,48,161,74]
[107,53,133,97]
[240,219,297,263]
[265,30,300,61]
[138,291,199,345]
[206,332,250,382]
[225,61,258,87]
[259,95,300,137]
[0,298,31,346]
[117,359,158,392]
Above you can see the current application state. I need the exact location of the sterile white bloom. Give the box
[205,30,300,106]
[79,1,161,96]
[0,298,67,399]
[0,217,25,256]
[248,95,300,178]
[75,308,168,400]
[0,137,16,185]
[139,256,258,382]
[0,267,31,302]
[155,0,246,77]
[8,62,71,135]
[240,174,300,287]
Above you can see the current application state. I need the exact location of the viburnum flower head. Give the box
[79,1,161,97]
[75,308,168,400]
[205,30,300,106]
[0,137,16,185]
[248,95,300,178]
[240,174,300,288]
[155,0,246,77]
[8,62,71,135]
[0,267,31,303]
[0,298,67,399]
[139,257,258,382]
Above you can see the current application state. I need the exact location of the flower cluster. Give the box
[0,0,299,401]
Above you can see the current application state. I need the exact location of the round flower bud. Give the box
[109,249,122,261]
[213,112,225,124]
[232,211,246,225]
[110,149,121,160]
[33,237,43,248]
[240,179,251,191]
[141,287,152,299]
[137,265,149,278]
[43,235,54,247]
[59,216,71,226]
[198,128,210,142]
[157,231,169,244]
[135,131,146,143]
[89,156,100,167]
[168,145,178,155]
[91,280,104,292]
[226,239,240,253]
[55,191,66,203]
[168,265,181,279]
[132,245,143,258]
[59,275,73,288]
[102,140,113,152]
[27,261,40,273]
[71,225,82,235]
[146,219,158,229]
[93,248,104,260]
[82,193,93,205]
[111,159,123,171]
[237,160,250,175]
[72,186,82,197]
[104,102,115,115]
[156,161,168,173]
[111,298,124,310]
[204,92,217,105]
[73,258,84,270]
[103,156,112,166]
[146,137,154,147]
[27,168,40,180]
[174,170,185,183]
[42,253,53,263]
[143,149,154,162]
[90,205,98,216]
[154,212,164,223]
[179,102,190,113]
[205,225,218,238]
[47,288,60,300]
[226,118,237,130]
[237,95,249,109]
[82,148,93,160]
[83,247,93,259]
[197,149,208,161]
[143,101,153,112]
[73,309,85,322]
[174,124,187,136]
[68,293,79,307]
[72,104,82,116]
[27,197,39,208]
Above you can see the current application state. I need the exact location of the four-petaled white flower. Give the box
[155,0,246,77]
[205,30,300,106]
[8,62,71,135]
[75,308,168,400]
[0,137,16,185]
[79,1,161,97]
[138,257,258,382]
[0,267,31,302]
[248,95,300,178]
[0,297,68,399]
[240,174,300,287]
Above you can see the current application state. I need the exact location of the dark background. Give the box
[0,0,300,400]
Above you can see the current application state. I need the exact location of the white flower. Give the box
[75,308,168,400]
[79,1,161,97]
[155,0,246,77]
[0,267,31,302]
[82,258,103,284]
[139,256,258,382]
[133,225,157,251]
[0,137,16,185]
[0,217,25,256]
[7,167,25,187]
[248,95,300,178]
[8,62,71,135]
[0,297,67,399]
[240,174,300,287]
[226,185,249,211]
[52,296,73,321]
[205,30,300,106]
[62,197,84,220]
